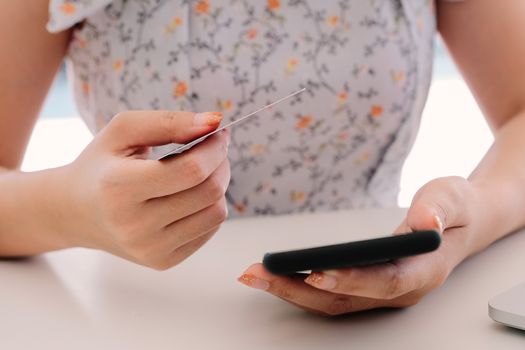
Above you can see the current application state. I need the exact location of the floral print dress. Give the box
[48,0,439,218]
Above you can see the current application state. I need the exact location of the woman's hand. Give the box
[51,110,230,270]
[238,176,484,315]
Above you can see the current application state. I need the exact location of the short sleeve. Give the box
[47,0,113,33]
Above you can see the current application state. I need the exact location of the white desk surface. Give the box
[1,208,524,349]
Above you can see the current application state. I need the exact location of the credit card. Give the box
[157,88,307,160]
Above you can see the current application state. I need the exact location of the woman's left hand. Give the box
[238,176,483,316]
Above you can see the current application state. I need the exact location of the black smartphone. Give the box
[262,230,441,275]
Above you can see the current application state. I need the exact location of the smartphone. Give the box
[262,230,441,275]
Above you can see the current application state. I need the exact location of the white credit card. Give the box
[157,88,306,160]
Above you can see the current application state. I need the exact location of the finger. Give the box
[304,247,449,299]
[238,263,384,316]
[407,176,475,234]
[133,130,230,199]
[112,227,219,271]
[162,197,228,249]
[98,110,224,152]
[144,159,230,226]
[149,228,219,270]
[166,228,218,267]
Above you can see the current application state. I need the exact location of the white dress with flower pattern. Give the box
[48,0,438,218]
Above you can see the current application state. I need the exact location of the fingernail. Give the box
[304,272,337,290]
[194,112,223,127]
[237,273,270,291]
[433,215,444,234]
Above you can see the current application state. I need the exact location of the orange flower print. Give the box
[290,191,306,203]
[255,181,273,194]
[296,115,313,130]
[60,2,76,15]
[112,59,123,72]
[338,131,350,141]
[195,0,210,15]
[285,58,299,75]
[165,17,183,34]
[234,203,246,214]
[391,70,405,85]
[267,0,280,11]
[355,152,370,165]
[173,81,188,97]
[246,28,258,40]
[217,99,233,111]
[327,15,339,27]
[370,105,384,117]
[75,37,88,49]
[250,144,267,156]
[81,81,90,95]
[416,17,424,32]
[337,91,348,104]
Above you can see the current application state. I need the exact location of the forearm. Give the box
[467,111,525,254]
[0,166,73,256]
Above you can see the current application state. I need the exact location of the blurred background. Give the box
[24,38,494,207]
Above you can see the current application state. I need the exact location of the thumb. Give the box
[98,110,223,151]
[405,177,473,234]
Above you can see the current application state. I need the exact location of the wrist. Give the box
[467,177,521,255]
[35,165,89,250]
[0,166,79,256]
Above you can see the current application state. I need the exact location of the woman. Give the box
[1,0,525,316]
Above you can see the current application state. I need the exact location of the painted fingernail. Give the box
[194,112,223,127]
[237,273,270,291]
[304,272,337,290]
[433,215,444,234]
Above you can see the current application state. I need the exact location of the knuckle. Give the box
[274,285,295,300]
[148,259,175,271]
[325,296,353,316]
[204,175,225,202]
[183,157,208,184]
[424,176,474,224]
[208,201,228,224]
[158,111,178,136]
[384,266,405,299]
[269,278,297,300]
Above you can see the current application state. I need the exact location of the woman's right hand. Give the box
[54,110,230,270]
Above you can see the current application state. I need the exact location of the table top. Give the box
[1,208,524,349]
